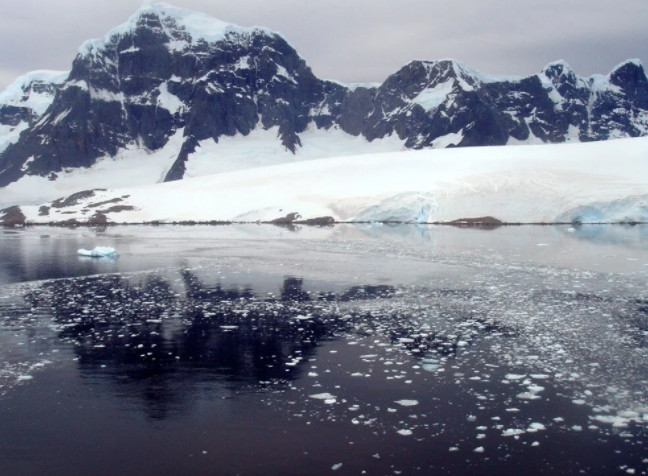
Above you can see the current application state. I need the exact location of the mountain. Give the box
[0,70,67,154]
[0,2,647,205]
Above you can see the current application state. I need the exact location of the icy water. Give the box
[1,224,648,475]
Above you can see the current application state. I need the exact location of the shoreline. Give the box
[2,218,647,229]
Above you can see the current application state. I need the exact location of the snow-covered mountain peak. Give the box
[409,59,527,86]
[541,61,581,93]
[0,70,68,156]
[397,59,476,92]
[77,1,277,58]
[0,71,68,114]
[608,59,647,85]
[610,58,644,71]
[542,60,575,79]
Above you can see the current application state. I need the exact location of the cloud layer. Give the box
[1,0,646,89]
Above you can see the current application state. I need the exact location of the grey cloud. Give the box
[0,0,646,89]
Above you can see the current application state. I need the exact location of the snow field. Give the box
[15,136,648,224]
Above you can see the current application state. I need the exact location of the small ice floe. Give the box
[530,374,550,380]
[309,393,336,404]
[394,399,419,407]
[421,358,440,372]
[397,429,413,436]
[516,384,545,400]
[527,422,546,432]
[77,246,118,258]
[505,373,527,381]
[473,446,485,453]
[331,463,343,471]
[591,413,639,428]
[502,428,525,437]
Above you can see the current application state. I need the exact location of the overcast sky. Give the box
[1,0,647,90]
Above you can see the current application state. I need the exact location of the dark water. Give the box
[1,225,648,475]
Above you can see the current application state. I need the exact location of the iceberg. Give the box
[77,246,118,258]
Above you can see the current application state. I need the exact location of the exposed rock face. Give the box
[0,205,26,226]
[0,4,647,189]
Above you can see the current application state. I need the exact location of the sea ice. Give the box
[77,246,118,258]
[395,399,419,407]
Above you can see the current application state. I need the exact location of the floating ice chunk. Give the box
[517,392,542,400]
[309,392,335,400]
[395,399,419,407]
[77,246,118,258]
[591,415,631,427]
[502,428,525,437]
[331,463,343,471]
[422,363,440,372]
[473,446,485,453]
[397,429,413,436]
[309,392,336,404]
[505,373,527,380]
[294,314,313,320]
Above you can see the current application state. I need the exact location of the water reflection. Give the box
[24,272,404,419]
[2,224,648,287]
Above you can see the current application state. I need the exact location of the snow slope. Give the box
[0,126,405,208]
[11,136,648,225]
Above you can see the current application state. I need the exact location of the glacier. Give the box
[3,135,646,226]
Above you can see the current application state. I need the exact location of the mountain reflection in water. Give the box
[25,271,403,419]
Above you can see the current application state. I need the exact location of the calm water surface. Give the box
[0,224,647,475]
